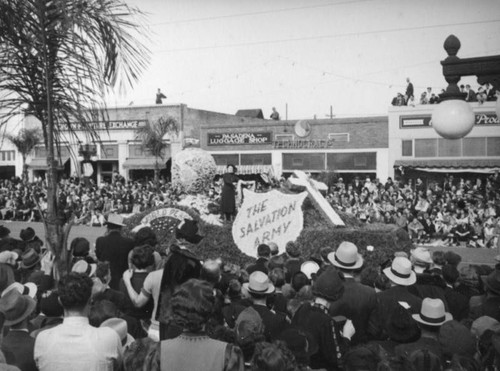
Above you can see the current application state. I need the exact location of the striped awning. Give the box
[216,164,274,176]
[394,159,500,173]
[122,158,165,170]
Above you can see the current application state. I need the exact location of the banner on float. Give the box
[232,189,307,257]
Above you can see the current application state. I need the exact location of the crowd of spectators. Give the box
[325,173,500,249]
[391,81,498,107]
[2,214,500,370]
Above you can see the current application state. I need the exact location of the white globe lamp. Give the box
[431,100,475,139]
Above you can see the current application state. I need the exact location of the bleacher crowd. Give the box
[2,211,500,370]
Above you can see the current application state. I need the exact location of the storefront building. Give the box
[200,116,389,182]
[388,101,500,183]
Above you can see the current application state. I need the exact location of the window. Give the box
[0,151,15,162]
[101,144,118,159]
[212,154,239,166]
[402,140,412,157]
[240,153,272,165]
[487,137,500,156]
[438,138,461,157]
[327,152,376,170]
[415,139,438,157]
[282,153,325,171]
[328,133,349,142]
[463,138,486,157]
[354,156,367,167]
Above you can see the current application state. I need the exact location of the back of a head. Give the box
[133,227,158,248]
[89,299,119,327]
[162,247,201,289]
[409,349,443,371]
[71,237,90,257]
[59,272,93,311]
[442,264,459,285]
[251,342,294,371]
[257,244,271,258]
[131,245,155,269]
[171,279,215,332]
[269,268,285,288]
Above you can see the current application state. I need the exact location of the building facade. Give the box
[388,101,500,183]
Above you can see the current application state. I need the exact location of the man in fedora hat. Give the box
[243,271,287,341]
[394,298,452,361]
[0,290,38,371]
[96,213,134,290]
[34,273,122,371]
[368,257,422,340]
[327,241,376,345]
[469,267,500,321]
[19,227,43,254]
[292,266,355,371]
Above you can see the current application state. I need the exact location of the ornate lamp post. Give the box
[432,35,500,139]
[77,144,98,180]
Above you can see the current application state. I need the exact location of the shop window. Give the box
[438,138,461,157]
[402,140,412,157]
[415,139,437,157]
[327,152,376,170]
[212,154,239,166]
[283,153,325,171]
[292,158,303,166]
[487,137,500,156]
[101,144,118,159]
[463,137,486,157]
[354,155,367,167]
[240,153,272,165]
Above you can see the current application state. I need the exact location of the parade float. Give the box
[123,147,413,267]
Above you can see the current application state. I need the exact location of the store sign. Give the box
[74,120,147,131]
[401,113,499,128]
[232,189,307,257]
[274,140,336,149]
[208,132,272,146]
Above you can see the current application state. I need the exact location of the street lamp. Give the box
[432,35,500,139]
[78,144,97,178]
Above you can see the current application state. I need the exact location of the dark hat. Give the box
[312,266,344,301]
[176,219,203,244]
[439,320,476,357]
[286,242,301,258]
[19,227,35,241]
[20,248,42,269]
[0,226,10,238]
[482,269,500,295]
[277,327,318,360]
[40,290,64,317]
[0,289,36,326]
[384,304,421,343]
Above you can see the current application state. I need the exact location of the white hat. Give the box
[2,282,37,299]
[410,247,433,266]
[412,298,452,326]
[301,261,320,279]
[243,271,275,295]
[106,213,125,227]
[100,318,135,347]
[328,241,363,270]
[383,257,416,286]
[71,260,97,277]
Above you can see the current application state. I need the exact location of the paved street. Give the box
[2,221,498,266]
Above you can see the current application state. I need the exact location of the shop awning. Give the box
[28,157,68,170]
[394,159,500,173]
[122,158,166,170]
[216,164,274,176]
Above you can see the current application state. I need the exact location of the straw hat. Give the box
[106,214,125,227]
[300,261,320,279]
[383,257,416,286]
[100,318,134,347]
[328,241,363,270]
[412,298,452,326]
[243,271,275,295]
[410,247,433,266]
[0,290,37,326]
[2,281,37,299]
[71,260,97,277]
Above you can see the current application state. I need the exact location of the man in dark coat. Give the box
[368,257,422,340]
[246,244,271,275]
[405,77,414,104]
[95,214,134,290]
[327,241,376,345]
[0,290,38,371]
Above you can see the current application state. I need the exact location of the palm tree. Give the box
[6,128,42,182]
[0,0,149,276]
[136,116,179,189]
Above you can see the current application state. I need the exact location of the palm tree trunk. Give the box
[22,155,27,182]
[154,157,159,190]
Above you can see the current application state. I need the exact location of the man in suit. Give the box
[465,84,477,102]
[0,290,38,371]
[405,77,414,105]
[96,214,135,290]
[328,241,376,345]
[441,264,469,321]
[246,244,271,275]
[368,257,422,340]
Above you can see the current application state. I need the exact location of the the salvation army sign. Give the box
[232,189,307,257]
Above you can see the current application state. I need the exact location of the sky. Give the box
[109,0,500,120]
